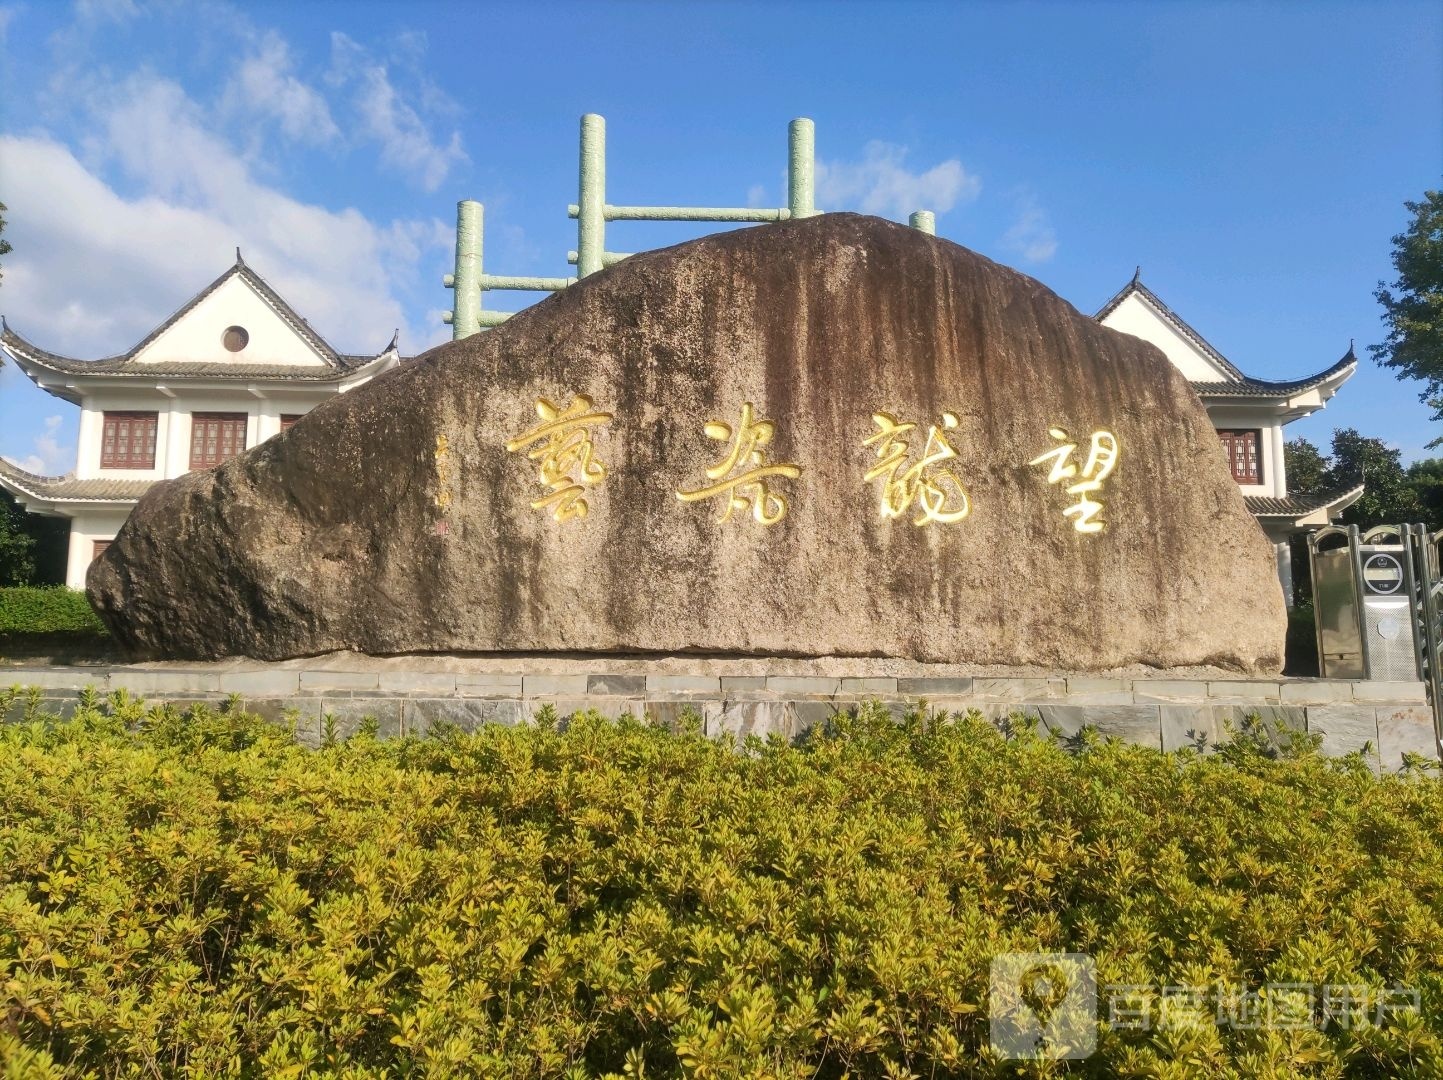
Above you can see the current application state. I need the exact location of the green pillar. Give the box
[451,200,483,339]
[788,118,815,219]
[909,210,935,235]
[577,113,606,277]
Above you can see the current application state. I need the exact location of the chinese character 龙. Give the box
[863,410,971,526]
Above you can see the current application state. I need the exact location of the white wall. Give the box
[65,508,133,589]
[78,388,337,480]
[1100,293,1232,382]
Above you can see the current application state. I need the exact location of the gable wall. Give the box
[1100,293,1233,382]
[132,276,330,368]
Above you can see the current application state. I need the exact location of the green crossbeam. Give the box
[444,114,933,338]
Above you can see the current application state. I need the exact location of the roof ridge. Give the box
[1096,275,1246,382]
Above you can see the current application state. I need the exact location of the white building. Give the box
[0,253,405,587]
[1096,271,1361,602]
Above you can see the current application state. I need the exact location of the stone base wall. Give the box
[3,666,1436,772]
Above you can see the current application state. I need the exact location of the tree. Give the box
[1329,428,1424,528]
[0,200,10,284]
[1373,189,1443,445]
[1283,429,1426,529]
[1284,437,1329,497]
[1407,457,1443,529]
[0,492,38,586]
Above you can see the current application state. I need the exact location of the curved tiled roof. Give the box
[1095,273,1357,399]
[1190,348,1358,399]
[0,252,403,383]
[0,323,389,382]
[1245,483,1365,519]
[0,456,154,504]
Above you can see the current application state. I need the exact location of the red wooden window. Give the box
[1218,429,1262,485]
[280,414,304,432]
[92,540,112,561]
[190,413,248,469]
[99,412,158,469]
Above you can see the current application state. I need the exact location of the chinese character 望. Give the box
[1030,427,1119,534]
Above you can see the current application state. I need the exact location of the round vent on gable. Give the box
[222,326,249,352]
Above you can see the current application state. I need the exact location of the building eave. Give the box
[1097,275,1359,407]
[1,321,408,390]
[0,458,152,515]
[1245,482,1365,530]
[0,253,406,382]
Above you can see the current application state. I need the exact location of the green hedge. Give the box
[1,696,1441,1077]
[0,587,107,637]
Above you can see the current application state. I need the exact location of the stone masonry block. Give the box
[646,699,721,733]
[972,678,1065,702]
[1064,677,1128,695]
[765,676,840,695]
[109,670,223,695]
[720,676,767,693]
[1207,681,1282,704]
[522,674,589,697]
[318,697,403,741]
[709,700,794,741]
[377,671,459,694]
[789,700,840,736]
[1131,680,1210,704]
[299,670,380,692]
[587,674,646,695]
[1213,705,1308,754]
[218,669,303,696]
[1160,705,1220,753]
[1306,705,1380,761]
[1376,706,1438,771]
[645,675,722,694]
[404,697,526,735]
[897,677,974,696]
[539,697,645,722]
[456,673,523,695]
[1039,704,1161,748]
[839,677,898,695]
[1351,681,1429,704]
[1279,681,1354,705]
[1,668,106,691]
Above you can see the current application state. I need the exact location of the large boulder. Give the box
[90,214,1286,669]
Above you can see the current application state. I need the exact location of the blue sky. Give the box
[1,0,1439,474]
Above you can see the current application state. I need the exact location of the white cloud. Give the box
[7,416,72,475]
[327,31,466,193]
[816,141,980,219]
[0,88,451,362]
[746,184,769,209]
[224,31,340,146]
[1001,194,1058,263]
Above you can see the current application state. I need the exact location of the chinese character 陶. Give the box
[505,394,614,522]
[863,410,971,526]
[676,402,801,525]
[1029,427,1119,534]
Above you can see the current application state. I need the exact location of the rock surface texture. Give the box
[90,214,1286,670]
